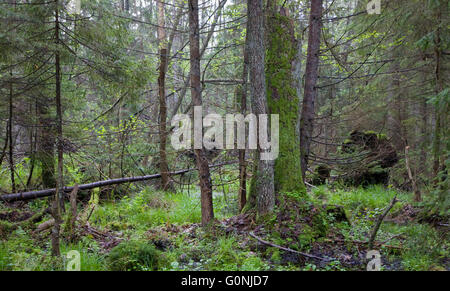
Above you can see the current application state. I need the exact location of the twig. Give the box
[249,232,333,261]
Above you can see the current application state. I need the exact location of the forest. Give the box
[0,0,448,272]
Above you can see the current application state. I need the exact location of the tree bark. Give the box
[0,121,8,168]
[299,0,323,178]
[432,7,443,182]
[157,0,173,191]
[51,0,63,257]
[189,0,214,225]
[266,4,306,194]
[247,0,274,215]
[238,17,249,212]
[9,70,16,193]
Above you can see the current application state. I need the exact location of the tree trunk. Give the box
[188,0,214,225]
[157,0,174,191]
[0,121,8,168]
[299,0,322,178]
[238,16,249,212]
[247,0,275,215]
[51,0,63,257]
[26,103,37,189]
[37,100,56,190]
[9,70,16,193]
[432,7,443,182]
[266,4,306,194]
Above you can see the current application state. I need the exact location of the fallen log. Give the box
[0,162,236,203]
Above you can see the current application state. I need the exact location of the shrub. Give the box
[108,240,160,271]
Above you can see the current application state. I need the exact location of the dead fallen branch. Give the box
[304,181,318,189]
[0,161,237,202]
[326,238,406,250]
[249,232,333,261]
[368,196,398,249]
[36,219,55,233]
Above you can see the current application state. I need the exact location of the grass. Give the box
[90,187,236,238]
[312,184,410,211]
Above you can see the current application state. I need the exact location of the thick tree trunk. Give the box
[189,0,214,225]
[37,101,55,190]
[299,0,322,178]
[157,0,173,191]
[266,5,306,194]
[247,0,274,215]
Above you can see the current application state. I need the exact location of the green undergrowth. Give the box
[0,184,448,271]
[90,187,237,238]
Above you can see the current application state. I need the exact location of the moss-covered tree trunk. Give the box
[266,5,306,194]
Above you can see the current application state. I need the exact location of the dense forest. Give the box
[0,0,448,272]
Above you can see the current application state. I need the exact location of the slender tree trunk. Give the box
[432,7,443,182]
[299,0,322,178]
[247,0,275,215]
[9,70,16,193]
[0,121,8,168]
[157,0,173,191]
[26,103,37,189]
[189,0,214,225]
[419,74,428,180]
[51,0,63,257]
[169,0,227,120]
[238,18,249,212]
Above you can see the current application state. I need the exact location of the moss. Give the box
[36,151,56,189]
[0,220,15,239]
[363,130,377,135]
[377,133,387,140]
[266,11,305,194]
[108,240,161,271]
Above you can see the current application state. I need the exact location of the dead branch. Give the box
[326,237,406,250]
[368,196,398,249]
[405,146,421,202]
[249,232,333,261]
[36,219,55,233]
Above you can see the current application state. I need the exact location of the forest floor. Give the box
[0,184,448,271]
